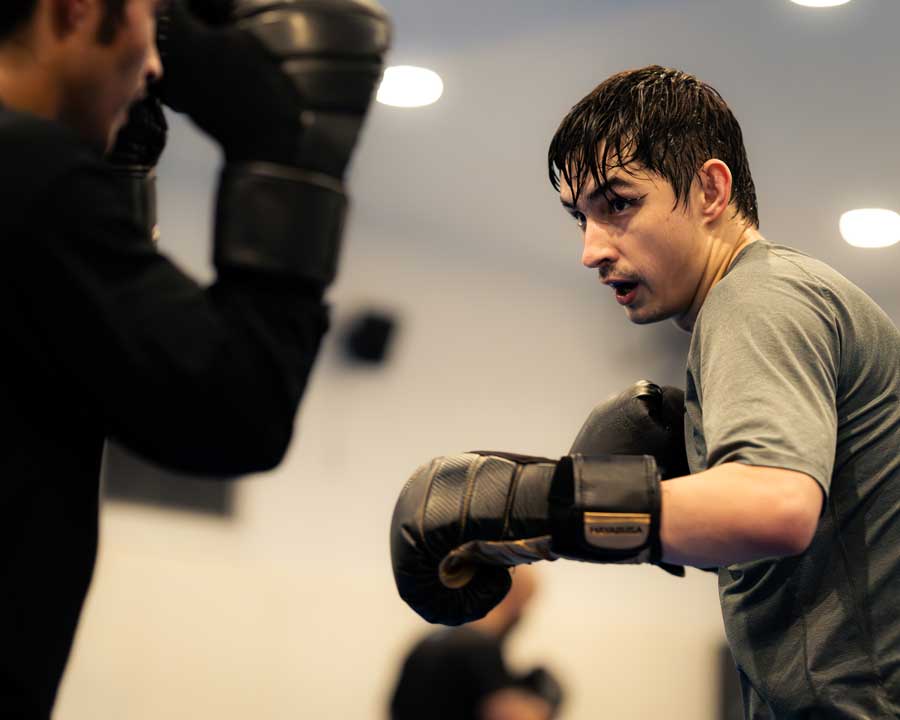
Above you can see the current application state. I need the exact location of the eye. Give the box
[608,196,632,214]
[572,211,586,230]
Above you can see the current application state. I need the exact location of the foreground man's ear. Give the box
[697,158,733,225]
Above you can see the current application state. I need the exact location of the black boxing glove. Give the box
[106,94,168,243]
[157,0,391,285]
[390,380,691,625]
[390,451,664,625]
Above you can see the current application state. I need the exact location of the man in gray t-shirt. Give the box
[687,241,900,718]
[547,66,900,718]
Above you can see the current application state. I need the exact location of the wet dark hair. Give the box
[548,65,759,228]
[0,0,128,44]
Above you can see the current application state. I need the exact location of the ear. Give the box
[696,159,732,225]
[50,0,93,37]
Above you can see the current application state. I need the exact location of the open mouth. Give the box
[612,281,637,296]
[609,281,639,305]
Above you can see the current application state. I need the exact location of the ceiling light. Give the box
[789,0,853,7]
[839,209,900,249]
[376,66,444,108]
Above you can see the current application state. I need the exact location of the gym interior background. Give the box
[55,1,900,718]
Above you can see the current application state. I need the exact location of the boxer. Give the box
[391,66,900,719]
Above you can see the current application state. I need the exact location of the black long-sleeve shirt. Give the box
[0,106,328,717]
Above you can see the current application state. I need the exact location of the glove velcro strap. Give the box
[549,454,662,564]
[108,166,159,245]
[214,162,347,285]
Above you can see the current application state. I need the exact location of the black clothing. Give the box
[0,107,327,717]
[390,628,514,720]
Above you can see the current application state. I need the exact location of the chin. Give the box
[626,307,670,325]
[83,126,116,155]
[78,112,121,154]
[103,131,119,154]
[629,315,662,326]
[105,113,129,153]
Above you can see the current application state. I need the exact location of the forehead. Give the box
[558,164,657,206]
[557,139,637,199]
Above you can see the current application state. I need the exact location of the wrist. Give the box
[107,166,159,244]
[548,454,663,564]
[214,162,347,285]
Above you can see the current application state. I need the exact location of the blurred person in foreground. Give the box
[0,0,389,716]
[390,566,564,720]
[390,65,900,719]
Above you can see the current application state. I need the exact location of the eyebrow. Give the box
[560,175,639,210]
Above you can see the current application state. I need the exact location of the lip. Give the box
[604,278,640,306]
[614,284,639,306]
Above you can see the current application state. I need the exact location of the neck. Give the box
[675,221,763,333]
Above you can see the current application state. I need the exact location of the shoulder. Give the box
[0,107,101,165]
[718,241,832,296]
[698,242,839,330]
[0,107,107,202]
[0,108,120,234]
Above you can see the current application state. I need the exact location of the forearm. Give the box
[106,272,328,474]
[659,462,824,568]
[11,192,328,475]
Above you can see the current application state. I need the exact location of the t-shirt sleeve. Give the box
[694,266,840,495]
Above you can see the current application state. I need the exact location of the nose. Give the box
[581,222,619,269]
[146,41,163,84]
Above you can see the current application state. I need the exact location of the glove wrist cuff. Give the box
[108,166,159,245]
[549,454,663,564]
[214,162,347,285]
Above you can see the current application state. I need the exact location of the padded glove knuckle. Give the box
[570,379,689,479]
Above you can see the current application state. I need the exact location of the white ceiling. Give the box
[348,0,900,318]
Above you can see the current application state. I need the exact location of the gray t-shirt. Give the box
[685,241,900,719]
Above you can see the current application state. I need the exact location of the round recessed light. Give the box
[839,209,900,249]
[376,66,444,108]
[790,0,852,7]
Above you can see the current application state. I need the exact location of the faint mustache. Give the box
[598,268,637,283]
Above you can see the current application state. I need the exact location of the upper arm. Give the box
[695,269,840,498]
[780,466,826,552]
[661,461,826,564]
[738,464,825,555]
[670,265,841,563]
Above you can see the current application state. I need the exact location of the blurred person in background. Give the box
[390,567,564,720]
[0,0,388,716]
